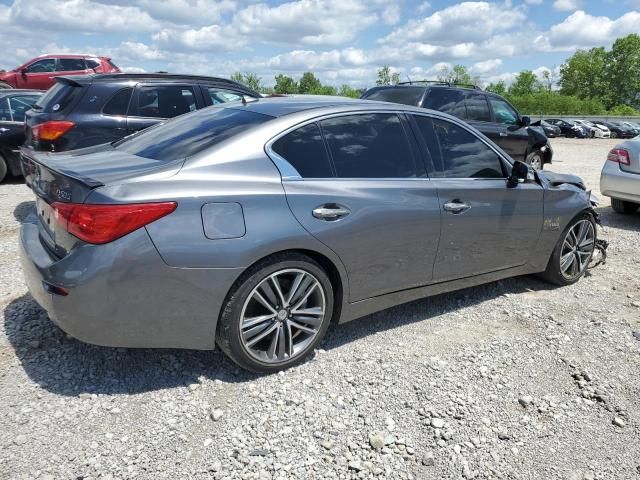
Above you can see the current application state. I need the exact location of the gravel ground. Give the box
[1,138,639,480]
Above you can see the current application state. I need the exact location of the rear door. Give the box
[463,92,504,146]
[271,112,441,302]
[487,95,529,162]
[201,85,245,106]
[126,84,201,134]
[410,114,543,281]
[17,58,57,90]
[56,58,92,78]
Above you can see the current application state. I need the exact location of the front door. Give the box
[0,93,40,174]
[270,113,441,302]
[127,84,199,134]
[411,114,543,281]
[487,95,530,163]
[17,58,57,90]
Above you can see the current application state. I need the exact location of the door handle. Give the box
[312,205,350,220]
[443,201,471,214]
[0,128,9,133]
[499,131,508,137]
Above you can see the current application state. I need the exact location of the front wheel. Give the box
[0,82,12,89]
[216,253,334,373]
[610,131,618,139]
[540,213,596,286]
[526,150,543,170]
[0,154,8,183]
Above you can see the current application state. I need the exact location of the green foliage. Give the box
[274,74,298,94]
[230,72,264,93]
[508,70,543,96]
[376,66,400,86]
[298,72,322,94]
[485,80,507,95]
[608,104,640,116]
[559,47,607,100]
[505,91,607,115]
[437,65,479,86]
[338,84,361,98]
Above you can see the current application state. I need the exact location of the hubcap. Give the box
[239,268,326,364]
[530,154,542,170]
[560,219,595,280]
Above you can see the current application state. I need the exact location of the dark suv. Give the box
[361,82,552,169]
[23,73,261,152]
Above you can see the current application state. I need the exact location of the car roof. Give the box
[222,94,447,118]
[0,89,43,98]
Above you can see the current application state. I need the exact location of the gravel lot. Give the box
[1,138,639,480]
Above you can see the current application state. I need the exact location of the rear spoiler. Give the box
[21,148,104,189]
[53,76,90,87]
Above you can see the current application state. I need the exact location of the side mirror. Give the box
[520,115,531,127]
[20,68,27,77]
[508,160,531,187]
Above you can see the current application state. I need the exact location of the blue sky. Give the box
[0,0,638,87]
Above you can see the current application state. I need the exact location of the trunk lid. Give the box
[619,139,640,174]
[22,146,184,257]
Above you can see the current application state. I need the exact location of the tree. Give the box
[609,104,640,116]
[338,84,361,98]
[540,68,557,92]
[376,66,400,86]
[437,64,478,85]
[508,70,542,96]
[559,47,607,100]
[230,72,264,93]
[274,74,298,94]
[485,80,507,95]
[298,72,322,94]
[605,34,640,109]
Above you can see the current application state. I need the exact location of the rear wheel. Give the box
[0,154,8,183]
[526,150,543,170]
[540,213,596,286]
[611,198,638,214]
[216,253,334,373]
[610,131,618,139]
[0,82,12,89]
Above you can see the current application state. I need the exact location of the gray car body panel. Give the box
[19,96,593,350]
[600,138,640,204]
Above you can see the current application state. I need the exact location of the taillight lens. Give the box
[32,121,75,142]
[607,148,631,166]
[52,202,177,244]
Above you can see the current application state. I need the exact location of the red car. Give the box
[0,54,120,90]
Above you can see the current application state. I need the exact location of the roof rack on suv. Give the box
[396,79,482,90]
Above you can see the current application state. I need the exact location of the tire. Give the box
[526,150,543,170]
[0,154,7,183]
[0,82,13,89]
[539,213,596,286]
[611,197,638,214]
[610,131,618,139]
[216,253,334,373]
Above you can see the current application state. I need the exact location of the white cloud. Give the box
[553,0,580,11]
[548,10,640,49]
[469,58,502,74]
[382,5,401,25]
[525,0,543,4]
[417,1,431,12]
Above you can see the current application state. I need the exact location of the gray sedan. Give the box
[600,139,640,214]
[20,96,598,372]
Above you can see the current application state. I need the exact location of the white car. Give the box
[573,120,610,138]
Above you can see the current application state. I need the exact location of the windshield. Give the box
[115,106,273,161]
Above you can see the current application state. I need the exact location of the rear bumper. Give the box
[600,162,640,203]
[19,216,243,350]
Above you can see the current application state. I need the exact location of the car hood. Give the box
[537,170,586,190]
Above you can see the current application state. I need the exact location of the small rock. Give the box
[204,438,213,447]
[249,448,269,456]
[613,417,625,428]
[348,460,362,471]
[210,409,224,421]
[431,418,445,429]
[518,396,533,408]
[322,440,335,450]
[368,432,385,450]
[422,452,435,466]
[13,435,27,446]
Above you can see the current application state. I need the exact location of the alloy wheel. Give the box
[239,268,326,364]
[559,219,595,280]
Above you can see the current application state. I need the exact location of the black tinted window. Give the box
[414,116,504,178]
[33,83,83,113]
[208,88,243,105]
[134,86,196,118]
[489,97,519,125]
[25,59,55,73]
[465,93,491,122]
[423,89,466,118]
[272,123,333,178]
[321,113,417,178]
[116,107,271,161]
[8,95,39,122]
[103,88,132,116]
[57,58,86,71]
[0,99,10,121]
[86,59,100,69]
[362,87,424,106]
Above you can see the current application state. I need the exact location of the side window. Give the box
[320,113,418,178]
[134,86,196,118]
[8,95,39,122]
[103,88,133,116]
[25,59,56,73]
[423,89,466,119]
[57,58,87,71]
[208,88,243,105]
[465,93,491,122]
[0,99,11,121]
[272,123,333,178]
[489,97,519,125]
[413,116,504,179]
[86,58,100,70]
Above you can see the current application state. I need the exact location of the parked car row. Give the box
[541,118,639,139]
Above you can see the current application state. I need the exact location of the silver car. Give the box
[600,139,640,214]
[20,96,598,372]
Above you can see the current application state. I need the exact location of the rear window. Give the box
[423,89,466,118]
[115,107,272,161]
[33,83,84,113]
[362,87,424,106]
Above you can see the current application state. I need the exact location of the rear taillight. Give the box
[607,148,630,166]
[32,121,75,142]
[51,202,177,244]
